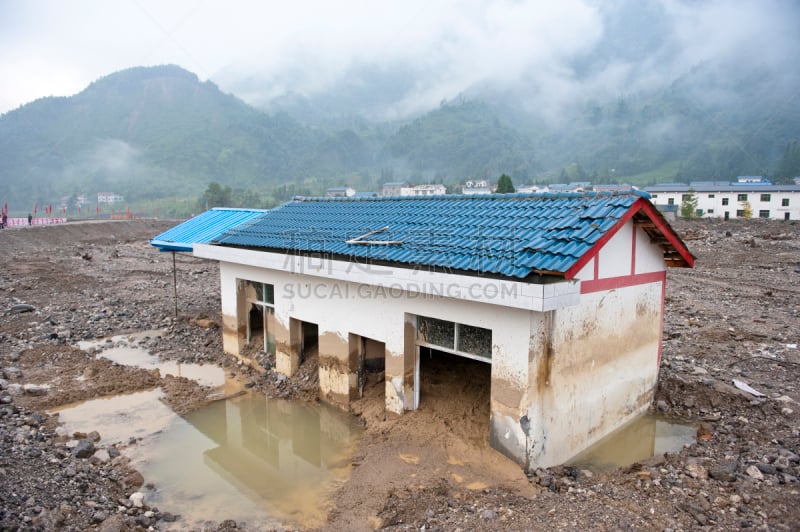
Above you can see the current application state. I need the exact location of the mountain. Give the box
[385,100,537,181]
[0,65,364,212]
[1,58,799,216]
[0,65,541,213]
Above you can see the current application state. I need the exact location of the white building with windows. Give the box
[399,184,447,196]
[645,182,800,220]
[97,192,125,204]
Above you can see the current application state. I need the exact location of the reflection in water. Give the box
[131,393,360,529]
[567,414,696,472]
[63,331,363,529]
[55,390,361,529]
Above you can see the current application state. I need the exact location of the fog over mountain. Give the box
[213,0,800,125]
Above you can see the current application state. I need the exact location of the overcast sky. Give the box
[1,0,798,116]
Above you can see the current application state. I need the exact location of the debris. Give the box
[732,379,765,397]
[7,303,35,314]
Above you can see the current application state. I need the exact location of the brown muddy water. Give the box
[55,333,363,530]
[567,414,696,472]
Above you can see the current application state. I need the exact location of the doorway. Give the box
[298,320,318,365]
[349,334,385,400]
[417,346,491,445]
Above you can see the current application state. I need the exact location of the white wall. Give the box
[216,259,534,418]
[650,189,800,220]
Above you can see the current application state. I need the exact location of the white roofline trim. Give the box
[194,244,580,312]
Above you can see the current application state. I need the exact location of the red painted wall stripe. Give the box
[579,270,666,294]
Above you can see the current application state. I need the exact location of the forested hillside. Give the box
[0,66,378,213]
[1,62,799,217]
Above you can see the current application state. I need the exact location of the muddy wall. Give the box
[214,258,535,419]
[524,221,668,467]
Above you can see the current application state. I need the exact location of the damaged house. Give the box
[156,191,694,468]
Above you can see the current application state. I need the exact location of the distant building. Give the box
[514,184,541,194]
[380,182,409,197]
[97,192,125,204]
[735,176,771,185]
[399,184,447,196]
[545,183,585,193]
[645,181,800,220]
[353,191,379,199]
[326,187,356,198]
[593,184,636,193]
[462,180,493,195]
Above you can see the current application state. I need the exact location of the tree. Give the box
[496,174,515,193]
[739,200,753,219]
[680,189,698,218]
[199,182,232,209]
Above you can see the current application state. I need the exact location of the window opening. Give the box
[417,315,492,362]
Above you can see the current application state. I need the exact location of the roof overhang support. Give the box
[563,197,695,280]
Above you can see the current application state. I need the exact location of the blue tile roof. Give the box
[150,208,267,252]
[213,191,689,279]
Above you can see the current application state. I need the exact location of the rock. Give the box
[97,513,126,532]
[8,303,36,314]
[124,470,144,489]
[135,515,152,527]
[91,449,111,464]
[92,511,107,523]
[23,383,50,396]
[129,492,144,508]
[691,365,708,375]
[656,399,669,412]
[755,463,776,475]
[72,439,95,459]
[709,461,737,482]
[745,465,764,480]
[194,318,216,328]
[682,503,708,526]
[686,463,708,479]
[161,512,179,522]
[87,430,101,442]
[3,367,23,379]
[480,509,497,520]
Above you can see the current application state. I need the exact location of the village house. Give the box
[646,177,800,220]
[156,191,694,469]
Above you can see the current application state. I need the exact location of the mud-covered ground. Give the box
[0,218,798,531]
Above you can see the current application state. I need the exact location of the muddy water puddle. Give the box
[567,414,696,472]
[78,330,226,388]
[57,333,363,529]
